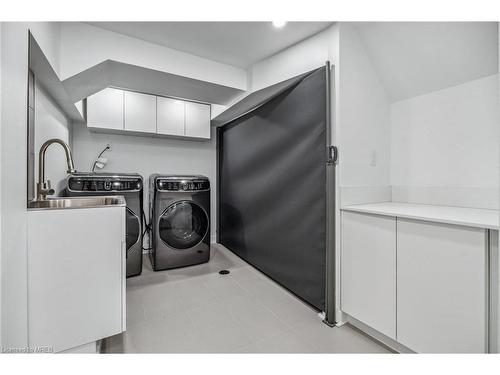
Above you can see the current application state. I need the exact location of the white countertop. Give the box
[341,202,499,230]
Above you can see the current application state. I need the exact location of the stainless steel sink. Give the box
[28,196,126,210]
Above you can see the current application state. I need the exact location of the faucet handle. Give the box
[37,180,55,200]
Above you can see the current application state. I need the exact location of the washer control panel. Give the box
[68,177,143,192]
[157,178,209,192]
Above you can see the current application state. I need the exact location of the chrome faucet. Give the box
[37,138,76,201]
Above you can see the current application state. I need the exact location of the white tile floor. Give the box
[104,244,391,353]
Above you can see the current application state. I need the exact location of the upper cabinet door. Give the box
[124,91,157,134]
[185,101,211,139]
[157,97,185,136]
[86,88,124,130]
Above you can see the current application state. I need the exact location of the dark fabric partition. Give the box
[211,69,317,128]
[218,67,327,310]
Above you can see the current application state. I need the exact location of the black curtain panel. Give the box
[216,67,327,310]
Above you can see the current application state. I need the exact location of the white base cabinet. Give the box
[27,206,126,353]
[397,219,487,353]
[341,210,489,353]
[341,211,396,339]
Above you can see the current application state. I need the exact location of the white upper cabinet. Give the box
[157,97,185,136]
[185,101,211,139]
[86,88,124,130]
[86,88,211,139]
[124,91,157,133]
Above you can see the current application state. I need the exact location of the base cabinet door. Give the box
[342,212,397,339]
[397,219,487,353]
[28,207,126,353]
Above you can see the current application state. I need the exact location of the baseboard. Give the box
[59,341,98,354]
[343,313,414,354]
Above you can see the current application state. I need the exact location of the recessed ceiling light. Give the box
[272,21,287,28]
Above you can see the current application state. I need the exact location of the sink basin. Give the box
[28,196,126,210]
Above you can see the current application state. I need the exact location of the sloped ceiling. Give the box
[87,22,333,68]
[354,22,498,102]
[62,60,246,105]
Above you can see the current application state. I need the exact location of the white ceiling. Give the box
[354,22,499,102]
[87,22,333,68]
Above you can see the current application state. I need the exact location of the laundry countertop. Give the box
[341,201,499,230]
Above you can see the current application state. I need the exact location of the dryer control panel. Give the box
[68,177,143,192]
[156,178,209,192]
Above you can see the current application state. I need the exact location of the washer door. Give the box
[126,207,141,254]
[159,201,209,250]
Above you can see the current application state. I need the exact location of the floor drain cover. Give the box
[219,270,230,275]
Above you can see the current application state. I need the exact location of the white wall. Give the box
[391,74,499,209]
[1,22,62,349]
[71,125,217,241]
[251,25,339,91]
[59,23,247,91]
[1,22,31,350]
[354,22,498,103]
[34,84,71,196]
[337,23,498,210]
[338,24,392,206]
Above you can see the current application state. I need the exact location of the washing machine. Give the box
[66,172,144,277]
[149,175,210,271]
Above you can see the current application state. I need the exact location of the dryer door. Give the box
[159,201,209,250]
[126,207,141,254]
